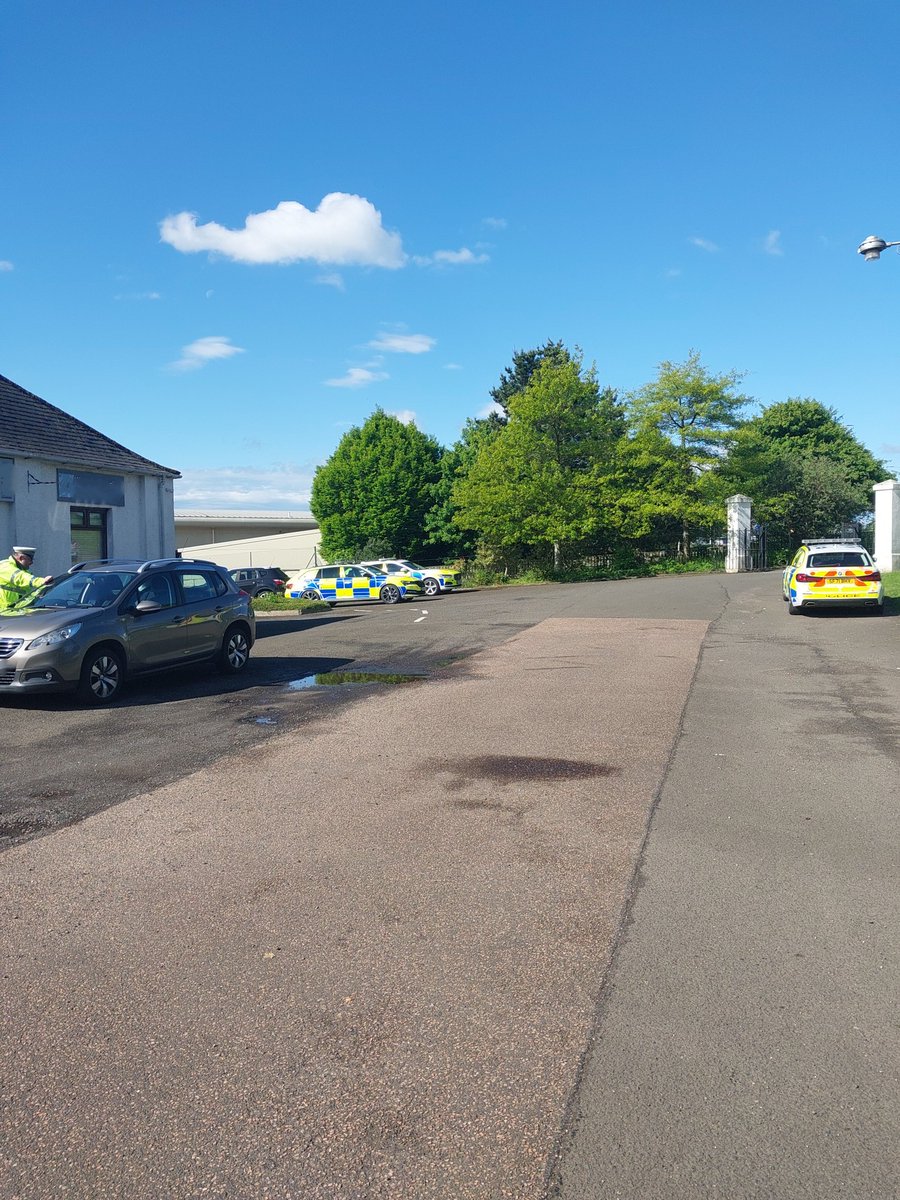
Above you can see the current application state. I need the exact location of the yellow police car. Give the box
[286,563,424,606]
[361,559,459,597]
[782,540,883,615]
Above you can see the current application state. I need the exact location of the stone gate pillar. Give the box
[873,480,900,574]
[726,494,752,573]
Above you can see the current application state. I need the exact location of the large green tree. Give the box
[425,415,503,558]
[489,339,571,415]
[311,409,442,560]
[724,398,886,550]
[452,354,626,569]
[627,351,751,554]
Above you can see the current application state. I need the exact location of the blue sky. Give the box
[3,0,899,511]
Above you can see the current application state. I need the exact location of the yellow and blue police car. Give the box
[361,559,459,597]
[286,563,424,606]
[782,540,883,615]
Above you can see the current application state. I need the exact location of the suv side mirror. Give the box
[133,599,163,614]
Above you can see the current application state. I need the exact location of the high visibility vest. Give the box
[0,556,43,611]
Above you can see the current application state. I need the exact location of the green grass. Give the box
[883,572,900,600]
[461,557,723,588]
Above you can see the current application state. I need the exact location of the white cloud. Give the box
[160,193,406,268]
[324,366,388,389]
[663,268,682,279]
[0,260,14,272]
[764,229,784,256]
[170,335,245,372]
[368,332,435,354]
[115,290,161,301]
[316,271,345,290]
[388,409,417,425]
[174,463,315,509]
[478,401,505,419]
[412,246,489,267]
[482,216,507,229]
[689,236,720,253]
[444,362,463,370]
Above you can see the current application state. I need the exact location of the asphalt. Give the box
[1,574,898,1199]
[552,580,900,1199]
[0,613,707,1199]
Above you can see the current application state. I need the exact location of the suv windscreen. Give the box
[32,571,136,609]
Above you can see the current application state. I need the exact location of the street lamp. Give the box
[858,234,900,261]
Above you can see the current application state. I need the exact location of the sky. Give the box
[3,0,899,512]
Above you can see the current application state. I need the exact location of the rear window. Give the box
[807,552,870,568]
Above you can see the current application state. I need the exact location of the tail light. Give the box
[239,588,251,597]
[274,578,285,586]
[794,572,814,583]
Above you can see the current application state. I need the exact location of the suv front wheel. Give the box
[78,646,125,704]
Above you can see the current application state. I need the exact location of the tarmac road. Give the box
[1,572,897,1199]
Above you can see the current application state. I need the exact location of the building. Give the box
[175,511,321,574]
[0,373,179,573]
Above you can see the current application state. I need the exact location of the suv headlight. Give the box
[27,623,82,649]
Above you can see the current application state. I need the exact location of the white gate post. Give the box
[873,480,900,574]
[726,494,752,573]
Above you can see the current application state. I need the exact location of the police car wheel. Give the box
[787,598,802,615]
[380,584,402,604]
[301,589,321,602]
[422,577,441,597]
[77,646,124,704]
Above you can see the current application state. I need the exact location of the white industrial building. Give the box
[175,510,322,573]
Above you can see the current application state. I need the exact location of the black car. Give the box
[228,567,288,597]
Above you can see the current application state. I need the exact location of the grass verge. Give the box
[251,594,330,614]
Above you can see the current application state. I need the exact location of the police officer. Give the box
[0,546,53,612]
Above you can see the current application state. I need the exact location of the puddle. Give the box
[287,671,426,690]
[254,716,279,725]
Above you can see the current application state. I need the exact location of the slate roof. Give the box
[0,373,180,478]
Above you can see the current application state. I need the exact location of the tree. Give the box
[628,351,751,554]
[424,415,503,559]
[310,409,442,560]
[452,354,626,570]
[724,398,887,550]
[489,339,571,415]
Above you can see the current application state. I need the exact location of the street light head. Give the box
[858,234,888,261]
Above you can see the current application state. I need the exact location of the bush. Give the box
[251,594,330,614]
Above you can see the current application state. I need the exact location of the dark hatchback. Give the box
[228,567,288,597]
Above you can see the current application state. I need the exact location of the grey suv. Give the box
[0,558,256,704]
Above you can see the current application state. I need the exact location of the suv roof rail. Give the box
[67,558,124,574]
[137,557,219,573]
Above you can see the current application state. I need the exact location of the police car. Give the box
[286,563,424,606]
[361,559,458,597]
[782,540,883,615]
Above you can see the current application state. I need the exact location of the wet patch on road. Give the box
[286,671,427,689]
[425,754,621,791]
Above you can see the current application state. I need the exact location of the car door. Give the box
[120,572,188,669]
[176,568,231,658]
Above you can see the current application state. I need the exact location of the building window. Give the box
[70,508,108,564]
[0,458,12,501]
[58,470,125,506]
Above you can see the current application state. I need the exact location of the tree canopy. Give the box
[310,409,442,560]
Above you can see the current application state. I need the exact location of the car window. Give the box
[33,571,136,609]
[178,570,226,603]
[134,574,176,608]
[807,552,869,568]
[319,566,341,579]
